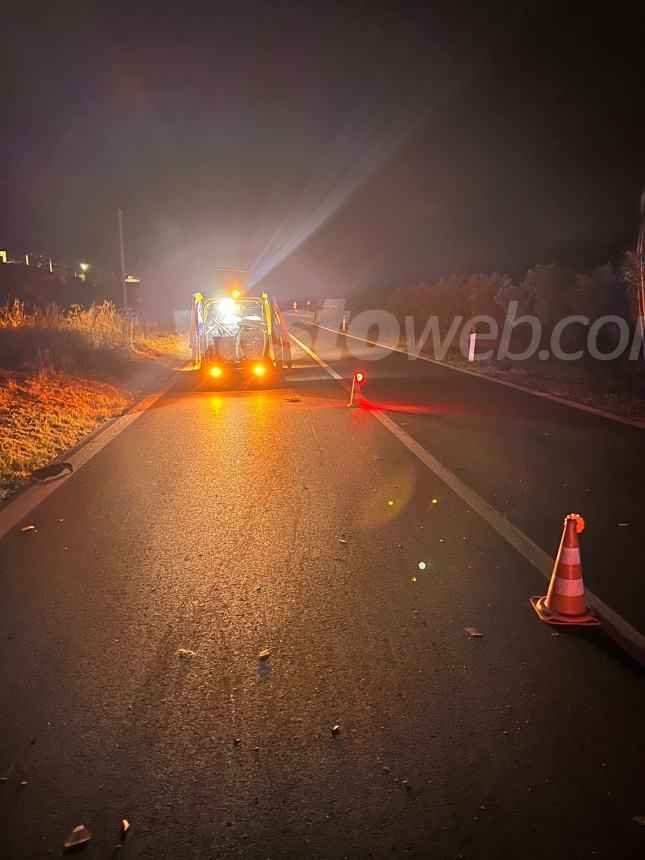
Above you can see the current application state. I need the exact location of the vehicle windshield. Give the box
[204,297,265,337]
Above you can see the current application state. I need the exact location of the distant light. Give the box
[79,262,89,272]
[209,366,223,378]
[253,363,266,377]
[418,561,427,570]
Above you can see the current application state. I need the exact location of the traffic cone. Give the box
[530,513,600,626]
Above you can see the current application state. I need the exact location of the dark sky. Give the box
[1,0,644,306]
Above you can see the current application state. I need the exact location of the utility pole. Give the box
[636,191,645,363]
[117,209,128,309]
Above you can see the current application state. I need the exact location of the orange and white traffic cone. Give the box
[530,513,600,626]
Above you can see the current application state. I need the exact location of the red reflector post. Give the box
[347,370,366,407]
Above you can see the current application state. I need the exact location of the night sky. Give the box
[1,0,644,307]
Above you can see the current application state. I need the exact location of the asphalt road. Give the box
[0,321,643,859]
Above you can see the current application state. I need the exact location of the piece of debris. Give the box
[464,627,482,638]
[258,649,270,661]
[31,462,73,483]
[632,815,645,825]
[21,525,36,533]
[551,632,560,638]
[285,397,302,403]
[410,576,417,583]
[20,780,28,786]
[233,738,241,746]
[64,825,92,850]
[618,523,630,527]
[331,724,341,735]
[338,539,347,545]
[402,779,412,792]
[120,819,130,839]
[176,648,196,659]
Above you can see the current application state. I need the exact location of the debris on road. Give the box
[464,627,482,638]
[120,819,130,838]
[338,539,347,545]
[21,524,36,533]
[331,724,341,735]
[285,397,302,403]
[618,522,630,527]
[64,825,91,851]
[31,462,73,483]
[402,779,412,792]
[410,576,417,583]
[176,648,196,659]
[258,649,270,661]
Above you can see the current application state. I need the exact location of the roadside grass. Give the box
[0,300,189,373]
[0,300,189,498]
[0,369,129,497]
[132,329,190,362]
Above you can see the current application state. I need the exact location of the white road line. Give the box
[312,323,645,431]
[0,377,177,541]
[290,331,645,663]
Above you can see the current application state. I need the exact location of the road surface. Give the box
[0,321,643,859]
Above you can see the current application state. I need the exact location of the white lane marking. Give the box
[291,332,645,661]
[291,332,343,380]
[313,323,645,431]
[0,378,177,541]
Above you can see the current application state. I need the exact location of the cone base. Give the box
[530,596,601,627]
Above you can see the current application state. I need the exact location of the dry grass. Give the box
[0,300,188,372]
[0,302,189,498]
[132,329,190,362]
[0,369,129,497]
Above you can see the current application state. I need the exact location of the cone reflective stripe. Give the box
[530,513,600,626]
[347,370,365,407]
